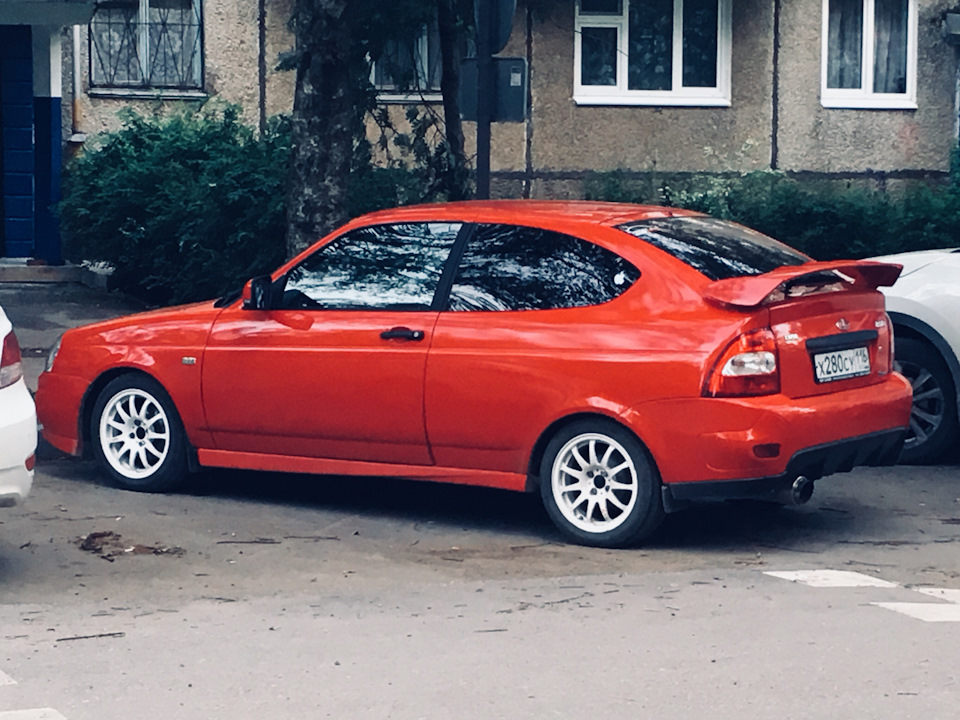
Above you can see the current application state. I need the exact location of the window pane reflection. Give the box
[284,223,460,310]
[449,224,640,311]
[619,217,809,281]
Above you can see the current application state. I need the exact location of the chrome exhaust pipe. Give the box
[789,475,814,505]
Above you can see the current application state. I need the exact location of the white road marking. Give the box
[871,602,960,623]
[0,670,15,686]
[0,711,68,720]
[764,569,898,588]
[913,587,960,604]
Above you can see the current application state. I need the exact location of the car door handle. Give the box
[380,327,425,341]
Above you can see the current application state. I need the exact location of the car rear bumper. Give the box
[661,427,905,510]
[632,372,912,486]
[0,378,37,507]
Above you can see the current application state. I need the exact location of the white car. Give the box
[0,304,36,507]
[872,249,960,464]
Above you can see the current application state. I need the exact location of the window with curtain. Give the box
[90,0,203,90]
[575,0,731,106]
[822,0,916,108]
[373,25,443,98]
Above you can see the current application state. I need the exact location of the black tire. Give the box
[896,337,959,465]
[539,419,664,548]
[90,374,188,492]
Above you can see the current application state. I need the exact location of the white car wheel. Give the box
[92,375,187,492]
[540,421,663,547]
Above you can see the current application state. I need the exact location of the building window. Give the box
[574,0,732,106]
[90,0,203,90]
[821,0,916,109]
[373,25,442,99]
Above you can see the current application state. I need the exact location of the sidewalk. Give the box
[0,282,146,391]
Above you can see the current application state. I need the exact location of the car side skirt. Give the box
[662,428,906,510]
[196,449,529,492]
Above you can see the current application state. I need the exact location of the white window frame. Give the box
[573,0,732,107]
[820,0,917,110]
[373,26,442,103]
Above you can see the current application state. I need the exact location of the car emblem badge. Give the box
[836,318,850,331]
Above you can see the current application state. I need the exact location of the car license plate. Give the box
[813,347,870,383]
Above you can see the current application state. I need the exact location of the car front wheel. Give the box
[91,374,188,492]
[896,337,959,465]
[540,420,664,548]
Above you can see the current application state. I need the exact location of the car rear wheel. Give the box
[91,375,188,492]
[540,420,664,548]
[896,337,959,465]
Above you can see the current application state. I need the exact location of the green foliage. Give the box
[585,170,960,259]
[59,105,290,305]
[391,107,472,202]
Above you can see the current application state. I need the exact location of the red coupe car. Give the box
[37,201,912,547]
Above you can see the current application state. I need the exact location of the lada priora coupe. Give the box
[1,304,36,508]
[36,202,912,547]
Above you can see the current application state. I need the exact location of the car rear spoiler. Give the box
[704,260,903,309]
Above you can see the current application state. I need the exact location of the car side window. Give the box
[281,222,461,310]
[447,224,640,311]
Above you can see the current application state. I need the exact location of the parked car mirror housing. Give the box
[243,275,274,311]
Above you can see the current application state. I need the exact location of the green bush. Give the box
[59,105,439,305]
[585,170,960,260]
[59,105,291,305]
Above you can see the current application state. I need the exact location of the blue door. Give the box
[0,26,34,258]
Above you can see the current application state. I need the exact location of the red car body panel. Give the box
[35,201,913,499]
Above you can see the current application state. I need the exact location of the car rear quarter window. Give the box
[618,216,809,281]
[282,222,461,310]
[448,224,640,311]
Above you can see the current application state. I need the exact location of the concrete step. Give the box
[0,260,111,288]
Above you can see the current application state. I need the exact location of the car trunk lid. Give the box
[705,261,901,400]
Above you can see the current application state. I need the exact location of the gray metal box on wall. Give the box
[460,58,528,123]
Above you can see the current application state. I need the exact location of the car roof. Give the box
[349,200,702,230]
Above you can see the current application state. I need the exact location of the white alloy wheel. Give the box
[550,432,640,534]
[98,387,171,480]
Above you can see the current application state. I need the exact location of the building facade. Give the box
[5,0,960,260]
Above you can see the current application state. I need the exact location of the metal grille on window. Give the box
[91,0,202,89]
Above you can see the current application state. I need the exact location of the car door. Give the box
[424,223,642,473]
[202,221,462,465]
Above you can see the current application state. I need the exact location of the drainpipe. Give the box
[944,14,960,144]
[70,25,86,148]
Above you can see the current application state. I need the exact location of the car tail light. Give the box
[704,328,780,397]
[0,330,24,389]
[877,313,894,375]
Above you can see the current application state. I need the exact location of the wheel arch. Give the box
[525,411,658,492]
[889,311,960,407]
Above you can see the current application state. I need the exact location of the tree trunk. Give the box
[436,0,471,200]
[285,0,365,257]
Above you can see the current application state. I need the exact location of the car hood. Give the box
[868,248,960,278]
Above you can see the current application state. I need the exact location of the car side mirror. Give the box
[243,275,274,310]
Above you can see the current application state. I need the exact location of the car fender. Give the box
[888,309,960,408]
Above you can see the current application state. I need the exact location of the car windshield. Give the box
[618,216,810,281]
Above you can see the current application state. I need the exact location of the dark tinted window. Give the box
[618,216,809,281]
[281,222,461,310]
[448,224,640,311]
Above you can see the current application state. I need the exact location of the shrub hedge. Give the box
[58,105,432,305]
[60,105,960,306]
[584,170,960,260]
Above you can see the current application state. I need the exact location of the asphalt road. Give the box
[1,455,959,720]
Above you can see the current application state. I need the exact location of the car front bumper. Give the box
[0,378,37,507]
